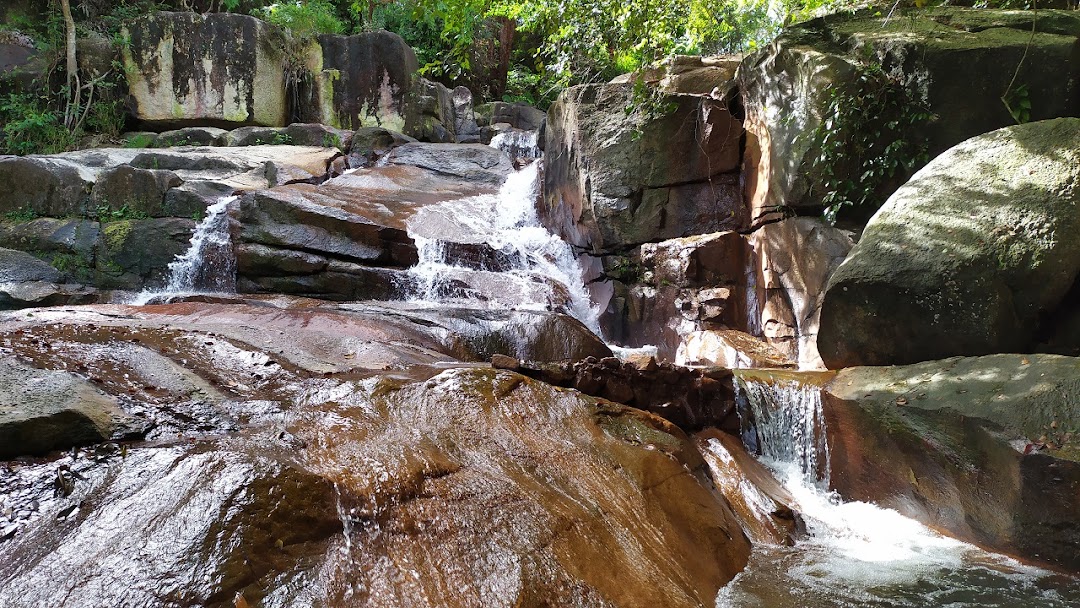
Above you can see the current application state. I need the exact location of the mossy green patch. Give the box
[103,220,134,252]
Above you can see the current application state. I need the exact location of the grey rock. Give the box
[0,358,139,458]
[385,143,513,185]
[819,118,1080,368]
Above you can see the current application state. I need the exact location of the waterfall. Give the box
[488,130,542,161]
[403,162,601,333]
[736,377,830,485]
[720,377,1075,607]
[130,195,237,304]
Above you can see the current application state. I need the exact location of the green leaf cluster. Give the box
[803,60,933,224]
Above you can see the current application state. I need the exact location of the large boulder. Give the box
[90,165,183,217]
[0,218,99,264]
[94,218,196,290]
[822,353,1080,572]
[0,248,97,308]
[411,77,459,142]
[297,30,418,132]
[122,12,289,128]
[0,29,43,94]
[543,82,745,253]
[384,143,513,185]
[347,126,416,167]
[237,187,418,269]
[0,157,91,217]
[819,118,1080,368]
[126,145,336,189]
[750,217,853,369]
[0,303,747,605]
[739,8,1080,223]
[0,246,61,284]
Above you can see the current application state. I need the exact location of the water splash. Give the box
[130,196,237,304]
[403,162,601,333]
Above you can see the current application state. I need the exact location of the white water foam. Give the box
[403,162,601,333]
[130,195,237,304]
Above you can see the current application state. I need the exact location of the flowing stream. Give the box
[718,378,1080,607]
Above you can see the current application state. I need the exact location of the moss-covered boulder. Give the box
[823,353,1080,571]
[819,118,1080,368]
[739,8,1080,223]
[296,30,418,132]
[122,12,289,128]
[543,82,746,253]
[95,218,195,289]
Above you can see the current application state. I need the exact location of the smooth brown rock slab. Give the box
[303,368,752,607]
[696,429,805,545]
[0,359,750,607]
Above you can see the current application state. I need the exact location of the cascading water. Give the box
[488,129,542,161]
[737,378,829,484]
[717,377,1079,607]
[130,195,237,303]
[403,161,601,334]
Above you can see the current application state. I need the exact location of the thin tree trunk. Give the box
[60,0,80,129]
[493,17,516,100]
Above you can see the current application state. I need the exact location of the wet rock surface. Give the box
[823,353,1080,571]
[696,429,805,545]
[0,300,750,607]
[497,355,737,431]
[0,358,143,458]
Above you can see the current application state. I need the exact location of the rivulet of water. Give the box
[488,129,542,161]
[721,378,1080,607]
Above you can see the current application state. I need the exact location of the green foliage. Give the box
[51,252,94,281]
[271,131,293,145]
[502,65,541,104]
[0,92,77,155]
[625,76,678,140]
[92,204,148,222]
[803,60,932,224]
[3,206,40,222]
[255,0,346,37]
[1003,84,1032,124]
[605,257,645,284]
[366,0,852,107]
[321,132,342,148]
[124,133,156,148]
